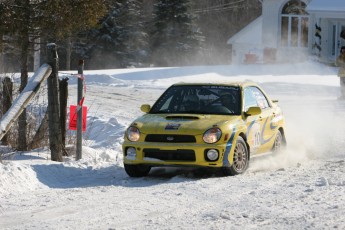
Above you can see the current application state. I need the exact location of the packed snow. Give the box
[1,61,345,230]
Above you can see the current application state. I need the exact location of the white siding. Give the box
[262,0,283,47]
[228,0,344,64]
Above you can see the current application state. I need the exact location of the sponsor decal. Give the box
[223,127,236,167]
[165,123,181,130]
[270,120,278,130]
[260,118,274,144]
[246,119,257,136]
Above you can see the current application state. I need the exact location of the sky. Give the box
[0,61,345,230]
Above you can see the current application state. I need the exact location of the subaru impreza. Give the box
[122,81,286,177]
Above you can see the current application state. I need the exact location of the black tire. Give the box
[272,130,284,153]
[124,164,151,177]
[222,136,249,176]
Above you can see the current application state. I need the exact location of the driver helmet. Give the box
[220,91,235,103]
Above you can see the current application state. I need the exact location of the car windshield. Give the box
[150,85,241,115]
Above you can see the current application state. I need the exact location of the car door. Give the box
[243,87,262,154]
[244,86,275,154]
[252,87,277,153]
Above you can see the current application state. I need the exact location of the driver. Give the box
[183,94,200,111]
[220,92,236,112]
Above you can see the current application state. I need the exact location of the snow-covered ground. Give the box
[1,61,345,229]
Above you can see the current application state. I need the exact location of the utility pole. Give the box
[76,60,84,160]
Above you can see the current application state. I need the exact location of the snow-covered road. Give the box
[1,62,345,229]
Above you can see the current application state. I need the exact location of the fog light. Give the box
[126,147,137,159]
[206,149,219,161]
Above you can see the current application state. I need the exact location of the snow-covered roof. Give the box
[227,16,262,45]
[306,0,345,13]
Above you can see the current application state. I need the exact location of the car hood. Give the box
[131,113,241,135]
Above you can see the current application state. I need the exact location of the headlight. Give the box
[127,126,140,142]
[203,128,222,143]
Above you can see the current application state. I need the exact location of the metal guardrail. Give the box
[0,63,52,141]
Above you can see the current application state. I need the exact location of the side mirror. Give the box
[245,106,261,116]
[140,104,151,113]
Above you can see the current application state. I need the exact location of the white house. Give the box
[228,0,345,64]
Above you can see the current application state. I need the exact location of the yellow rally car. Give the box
[122,81,286,177]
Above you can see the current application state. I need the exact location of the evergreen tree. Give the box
[150,0,204,66]
[119,0,149,67]
[78,0,148,69]
[0,0,107,155]
[41,0,108,71]
[0,0,37,151]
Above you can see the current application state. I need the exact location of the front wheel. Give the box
[222,136,249,176]
[124,164,151,177]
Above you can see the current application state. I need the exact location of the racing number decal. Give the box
[247,120,261,149]
[248,117,276,149]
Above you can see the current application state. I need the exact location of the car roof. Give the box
[171,81,259,88]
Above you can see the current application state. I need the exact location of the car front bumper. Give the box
[122,141,234,167]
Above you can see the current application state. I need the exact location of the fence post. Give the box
[76,60,84,160]
[47,43,63,162]
[2,77,13,145]
[59,77,68,154]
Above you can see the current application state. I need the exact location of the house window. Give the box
[280,0,309,47]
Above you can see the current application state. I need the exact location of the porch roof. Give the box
[227,16,262,45]
[306,0,345,18]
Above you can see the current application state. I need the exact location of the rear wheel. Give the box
[272,130,283,153]
[124,164,151,177]
[222,136,249,176]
